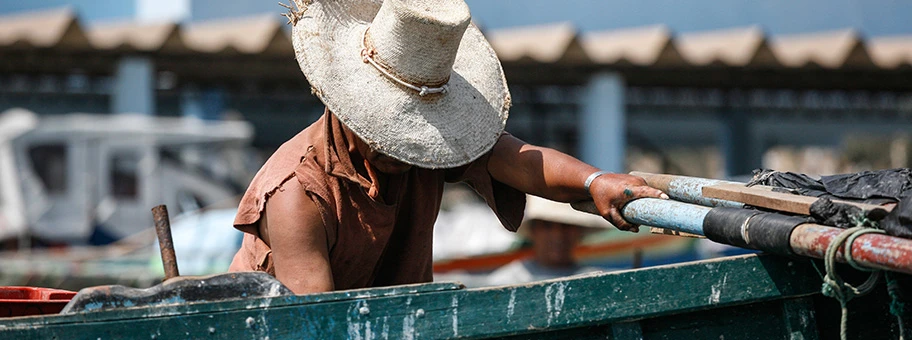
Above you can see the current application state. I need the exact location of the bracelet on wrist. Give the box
[583,170,612,196]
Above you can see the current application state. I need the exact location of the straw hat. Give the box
[521,195,615,233]
[288,0,511,169]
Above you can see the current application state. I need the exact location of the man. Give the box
[485,196,617,286]
[228,0,666,294]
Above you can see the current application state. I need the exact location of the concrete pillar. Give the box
[580,72,625,173]
[720,110,762,177]
[112,56,155,115]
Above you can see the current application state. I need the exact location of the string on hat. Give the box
[360,27,449,97]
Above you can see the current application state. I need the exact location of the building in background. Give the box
[0,1,910,177]
[8,0,912,36]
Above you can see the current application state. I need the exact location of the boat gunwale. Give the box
[0,254,823,339]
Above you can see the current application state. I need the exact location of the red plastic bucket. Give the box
[0,286,77,317]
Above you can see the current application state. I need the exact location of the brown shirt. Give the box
[229,111,524,290]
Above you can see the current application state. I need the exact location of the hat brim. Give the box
[292,0,510,169]
[517,196,616,238]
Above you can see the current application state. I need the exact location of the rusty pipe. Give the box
[790,224,912,274]
[152,205,180,280]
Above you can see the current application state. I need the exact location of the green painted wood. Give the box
[0,254,823,339]
[640,298,787,340]
[494,326,612,339]
[781,297,818,340]
[1,281,463,328]
[611,322,644,340]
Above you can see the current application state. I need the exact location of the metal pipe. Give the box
[630,172,744,208]
[573,197,912,274]
[622,198,710,236]
[152,205,180,280]
[791,224,912,274]
[572,198,711,235]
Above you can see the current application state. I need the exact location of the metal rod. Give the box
[623,172,912,273]
[630,172,744,208]
[791,224,912,274]
[573,198,912,274]
[622,198,711,235]
[571,198,711,235]
[152,205,180,280]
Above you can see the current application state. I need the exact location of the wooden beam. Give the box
[702,183,891,216]
[650,227,706,239]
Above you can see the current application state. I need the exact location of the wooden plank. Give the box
[0,254,823,339]
[702,183,891,216]
[649,227,706,239]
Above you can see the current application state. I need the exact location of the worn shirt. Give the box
[229,110,524,290]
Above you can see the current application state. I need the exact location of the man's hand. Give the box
[587,173,667,232]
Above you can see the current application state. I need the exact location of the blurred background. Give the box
[0,0,909,289]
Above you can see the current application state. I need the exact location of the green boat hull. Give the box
[0,254,906,339]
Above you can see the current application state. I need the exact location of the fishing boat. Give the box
[0,171,909,339]
[0,253,904,339]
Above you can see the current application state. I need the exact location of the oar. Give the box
[571,198,912,274]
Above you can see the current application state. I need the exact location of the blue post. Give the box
[720,110,762,178]
[580,72,625,173]
[112,56,155,115]
[181,86,225,120]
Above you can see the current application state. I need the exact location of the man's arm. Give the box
[261,182,335,294]
[488,134,666,231]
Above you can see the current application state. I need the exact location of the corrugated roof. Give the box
[0,7,88,49]
[1,7,911,69]
[770,29,871,68]
[869,35,912,69]
[581,25,676,66]
[181,14,288,54]
[676,26,774,67]
[487,22,589,64]
[88,21,180,52]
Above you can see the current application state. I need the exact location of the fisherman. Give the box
[228,0,666,294]
[485,196,617,286]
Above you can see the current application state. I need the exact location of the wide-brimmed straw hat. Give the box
[519,195,614,236]
[288,0,511,168]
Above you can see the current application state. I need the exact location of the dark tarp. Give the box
[750,168,912,238]
[882,196,912,239]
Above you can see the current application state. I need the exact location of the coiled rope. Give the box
[820,219,906,340]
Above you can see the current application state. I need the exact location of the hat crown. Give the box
[367,0,471,86]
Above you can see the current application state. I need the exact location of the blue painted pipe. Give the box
[622,198,711,236]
